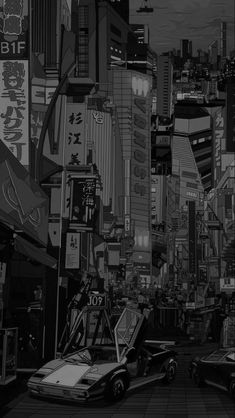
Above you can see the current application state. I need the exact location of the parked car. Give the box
[28,308,177,403]
[189,348,235,397]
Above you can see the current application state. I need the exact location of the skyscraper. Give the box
[220,21,227,58]
[208,40,218,70]
[156,55,173,118]
[180,39,192,60]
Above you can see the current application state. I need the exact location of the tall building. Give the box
[180,39,192,60]
[226,75,235,152]
[109,0,130,24]
[156,55,174,118]
[174,104,213,192]
[208,40,218,70]
[220,21,227,59]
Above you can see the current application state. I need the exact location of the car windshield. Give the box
[65,349,93,365]
[65,346,117,365]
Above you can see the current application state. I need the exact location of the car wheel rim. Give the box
[167,365,175,381]
[230,381,235,396]
[113,379,124,398]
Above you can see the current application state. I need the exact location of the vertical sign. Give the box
[213,107,224,187]
[69,176,96,230]
[0,0,29,166]
[65,232,80,269]
[65,103,86,166]
[188,200,197,274]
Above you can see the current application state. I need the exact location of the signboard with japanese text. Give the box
[0,59,29,165]
[69,175,96,230]
[0,0,29,59]
[213,107,225,187]
[65,103,86,166]
[65,232,80,269]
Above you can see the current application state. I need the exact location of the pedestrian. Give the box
[137,292,145,314]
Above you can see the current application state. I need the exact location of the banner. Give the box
[64,103,86,166]
[69,176,96,230]
[65,232,80,269]
[0,59,29,165]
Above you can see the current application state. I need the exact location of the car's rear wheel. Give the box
[192,366,204,387]
[105,375,126,402]
[229,379,235,398]
[163,361,177,384]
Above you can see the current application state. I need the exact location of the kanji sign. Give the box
[65,232,80,269]
[69,176,96,230]
[0,0,29,59]
[0,59,29,165]
[65,103,86,166]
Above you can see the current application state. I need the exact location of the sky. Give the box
[129,0,235,55]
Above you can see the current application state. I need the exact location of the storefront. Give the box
[0,140,57,371]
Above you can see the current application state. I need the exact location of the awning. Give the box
[14,235,57,270]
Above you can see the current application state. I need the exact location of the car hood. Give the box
[39,362,119,387]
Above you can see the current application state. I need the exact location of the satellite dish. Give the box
[136,0,154,13]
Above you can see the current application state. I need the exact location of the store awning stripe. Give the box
[14,236,57,269]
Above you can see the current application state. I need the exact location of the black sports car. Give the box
[189,348,235,398]
[28,308,177,403]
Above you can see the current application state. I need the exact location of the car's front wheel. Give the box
[229,379,235,398]
[191,366,204,387]
[163,361,177,384]
[105,375,126,402]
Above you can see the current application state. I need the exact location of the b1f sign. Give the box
[0,0,29,59]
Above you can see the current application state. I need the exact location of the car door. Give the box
[114,308,146,363]
[200,350,228,386]
[213,352,235,389]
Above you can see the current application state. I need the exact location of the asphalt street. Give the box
[1,343,235,418]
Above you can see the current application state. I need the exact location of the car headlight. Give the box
[80,372,103,385]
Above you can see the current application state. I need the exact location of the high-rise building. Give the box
[109,0,130,24]
[226,76,235,152]
[156,55,174,118]
[180,39,192,60]
[208,40,218,70]
[220,21,227,59]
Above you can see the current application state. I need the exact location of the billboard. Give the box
[0,139,49,245]
[0,59,29,165]
[69,175,96,230]
[64,103,86,166]
[0,0,29,59]
[188,200,196,274]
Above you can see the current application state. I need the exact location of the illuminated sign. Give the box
[0,59,29,165]
[132,76,150,97]
[0,0,29,59]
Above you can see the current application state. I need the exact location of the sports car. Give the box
[189,347,235,398]
[28,307,177,403]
